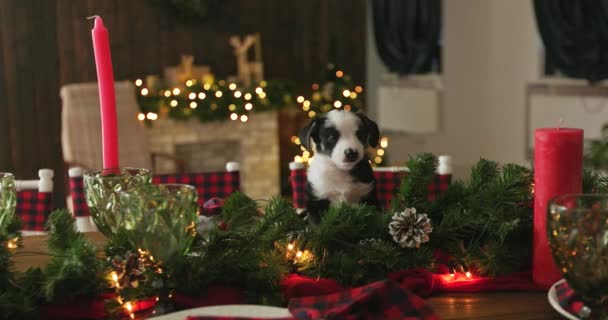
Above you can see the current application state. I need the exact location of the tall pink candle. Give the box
[91,16,119,169]
[533,128,583,288]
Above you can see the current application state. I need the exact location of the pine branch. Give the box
[392,153,437,212]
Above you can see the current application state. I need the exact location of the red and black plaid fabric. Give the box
[69,176,90,217]
[153,172,240,210]
[289,280,439,320]
[290,168,452,209]
[16,190,53,231]
[556,280,592,318]
[290,168,308,210]
[185,280,438,320]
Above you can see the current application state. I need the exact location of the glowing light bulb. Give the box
[296,251,303,258]
[240,115,248,122]
[7,241,17,249]
[344,105,352,111]
[336,70,344,78]
[204,83,211,90]
[334,101,342,108]
[170,100,178,107]
[287,243,294,250]
[124,302,133,312]
[228,83,237,90]
[190,102,198,109]
[229,104,236,111]
[135,79,143,86]
[215,91,223,98]
[164,90,171,97]
[297,96,305,103]
[343,90,351,97]
[350,92,357,99]
[255,87,263,94]
[295,155,302,163]
[188,92,196,100]
[260,80,267,87]
[258,92,266,99]
[140,88,149,96]
[186,80,193,87]
[137,113,146,121]
[380,137,389,148]
[465,271,472,278]
[294,137,301,145]
[377,149,385,156]
[374,156,382,164]
[244,93,252,101]
[198,92,206,99]
[308,111,316,118]
[355,86,363,93]
[230,113,238,120]
[245,103,253,110]
[234,91,242,98]
[146,112,154,120]
[172,88,181,95]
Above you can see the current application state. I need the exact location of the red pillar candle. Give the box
[91,16,119,169]
[533,128,583,288]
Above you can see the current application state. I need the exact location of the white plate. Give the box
[548,279,579,320]
[152,304,291,320]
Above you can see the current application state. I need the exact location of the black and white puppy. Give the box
[298,110,380,222]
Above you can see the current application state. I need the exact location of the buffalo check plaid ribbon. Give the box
[186,280,438,320]
[69,176,90,217]
[153,172,240,210]
[556,280,592,319]
[290,168,452,210]
[70,172,240,217]
[17,190,53,231]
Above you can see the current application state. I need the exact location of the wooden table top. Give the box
[14,233,562,319]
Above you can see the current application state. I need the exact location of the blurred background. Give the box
[1,0,607,206]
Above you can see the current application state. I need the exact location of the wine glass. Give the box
[83,168,151,236]
[548,194,608,317]
[0,173,16,229]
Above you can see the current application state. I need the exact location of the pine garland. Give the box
[3,156,608,318]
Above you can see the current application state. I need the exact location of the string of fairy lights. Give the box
[134,78,277,123]
[132,65,388,166]
[289,66,389,166]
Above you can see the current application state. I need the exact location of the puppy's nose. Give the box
[344,149,359,162]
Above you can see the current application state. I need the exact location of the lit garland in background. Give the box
[290,64,389,166]
[134,77,294,124]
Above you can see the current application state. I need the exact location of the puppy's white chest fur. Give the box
[307,155,373,205]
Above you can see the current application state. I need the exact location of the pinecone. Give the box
[388,208,432,248]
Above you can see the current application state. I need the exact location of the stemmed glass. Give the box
[119,183,198,313]
[548,194,608,318]
[83,168,152,236]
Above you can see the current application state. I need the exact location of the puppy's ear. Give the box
[299,117,322,151]
[357,113,380,148]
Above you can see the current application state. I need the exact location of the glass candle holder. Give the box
[118,184,198,264]
[84,168,151,236]
[548,194,608,317]
[0,173,16,229]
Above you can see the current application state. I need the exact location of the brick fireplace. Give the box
[146,111,282,200]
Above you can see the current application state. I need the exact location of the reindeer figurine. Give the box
[229,33,264,87]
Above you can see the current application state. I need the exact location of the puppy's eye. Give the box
[328,132,339,140]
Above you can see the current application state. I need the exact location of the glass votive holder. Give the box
[548,194,608,317]
[83,168,151,236]
[0,173,16,228]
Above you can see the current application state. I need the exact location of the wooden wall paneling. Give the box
[1,0,366,204]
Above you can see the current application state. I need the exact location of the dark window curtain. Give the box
[534,0,608,83]
[372,0,441,75]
